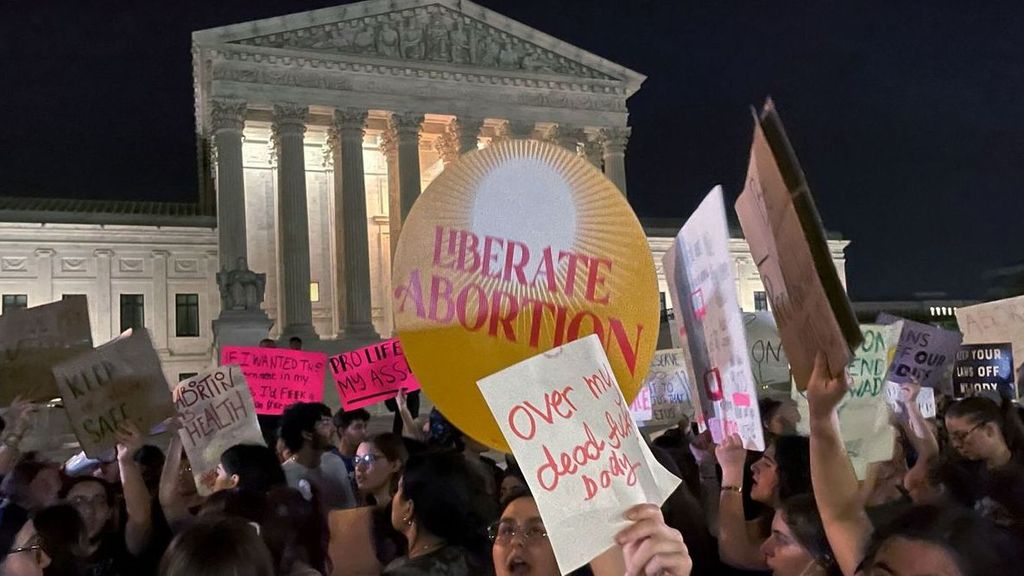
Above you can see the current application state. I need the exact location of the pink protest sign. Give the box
[328,339,420,410]
[220,347,327,415]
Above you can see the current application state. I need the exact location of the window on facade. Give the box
[119,294,145,333]
[754,291,769,312]
[175,293,200,337]
[659,292,667,313]
[178,373,198,383]
[310,282,320,303]
[62,294,85,301]
[1,295,28,314]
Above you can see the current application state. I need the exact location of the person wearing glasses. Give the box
[353,434,408,508]
[0,511,50,576]
[491,485,692,576]
[945,396,1024,470]
[328,434,410,575]
[943,396,1024,537]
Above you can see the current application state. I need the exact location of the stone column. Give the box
[454,116,485,154]
[392,112,424,223]
[152,250,170,351]
[332,108,379,341]
[95,249,113,341]
[325,130,346,336]
[211,98,249,271]
[34,249,54,303]
[272,104,318,341]
[380,127,402,257]
[599,127,631,196]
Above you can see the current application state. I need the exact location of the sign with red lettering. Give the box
[173,366,263,495]
[477,335,681,574]
[634,349,694,427]
[221,347,326,415]
[662,186,765,450]
[53,329,175,457]
[392,140,660,451]
[328,338,421,410]
[735,100,862,390]
[628,385,653,422]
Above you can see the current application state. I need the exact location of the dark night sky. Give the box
[2,1,1022,300]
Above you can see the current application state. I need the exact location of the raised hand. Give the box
[616,504,692,576]
[6,395,38,437]
[806,352,847,421]
[714,433,747,484]
[115,421,145,462]
[900,381,921,405]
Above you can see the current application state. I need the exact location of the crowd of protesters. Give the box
[2,349,1023,576]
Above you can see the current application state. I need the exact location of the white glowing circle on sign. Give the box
[470,156,578,261]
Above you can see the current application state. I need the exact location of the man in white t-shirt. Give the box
[279,402,357,511]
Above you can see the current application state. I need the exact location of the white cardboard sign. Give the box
[477,335,680,574]
[172,366,264,495]
[662,186,764,450]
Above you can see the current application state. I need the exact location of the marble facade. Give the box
[193,0,647,345]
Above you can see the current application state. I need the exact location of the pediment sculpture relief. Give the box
[232,4,613,80]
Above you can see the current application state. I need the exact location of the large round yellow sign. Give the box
[392,140,660,451]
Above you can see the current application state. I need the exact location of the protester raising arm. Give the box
[116,422,153,556]
[806,352,872,576]
[713,434,768,570]
[159,434,198,532]
[899,382,939,500]
[0,396,35,477]
[395,390,425,442]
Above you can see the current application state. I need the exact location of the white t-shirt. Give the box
[283,452,357,511]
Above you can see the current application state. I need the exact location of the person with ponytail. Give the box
[945,396,1024,469]
[944,396,1024,538]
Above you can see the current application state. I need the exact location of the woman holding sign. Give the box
[491,485,693,576]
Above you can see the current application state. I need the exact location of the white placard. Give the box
[173,366,264,495]
[662,186,764,450]
[477,335,681,574]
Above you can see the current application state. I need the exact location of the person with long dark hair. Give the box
[385,451,491,575]
[32,503,87,576]
[945,396,1024,469]
[199,486,329,576]
[158,515,274,576]
[715,432,812,570]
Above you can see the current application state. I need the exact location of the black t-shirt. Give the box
[382,545,489,576]
[80,533,135,576]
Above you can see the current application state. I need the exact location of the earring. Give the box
[403,515,413,526]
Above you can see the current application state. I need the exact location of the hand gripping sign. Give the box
[391,140,660,451]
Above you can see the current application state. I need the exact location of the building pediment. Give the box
[193,0,644,94]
